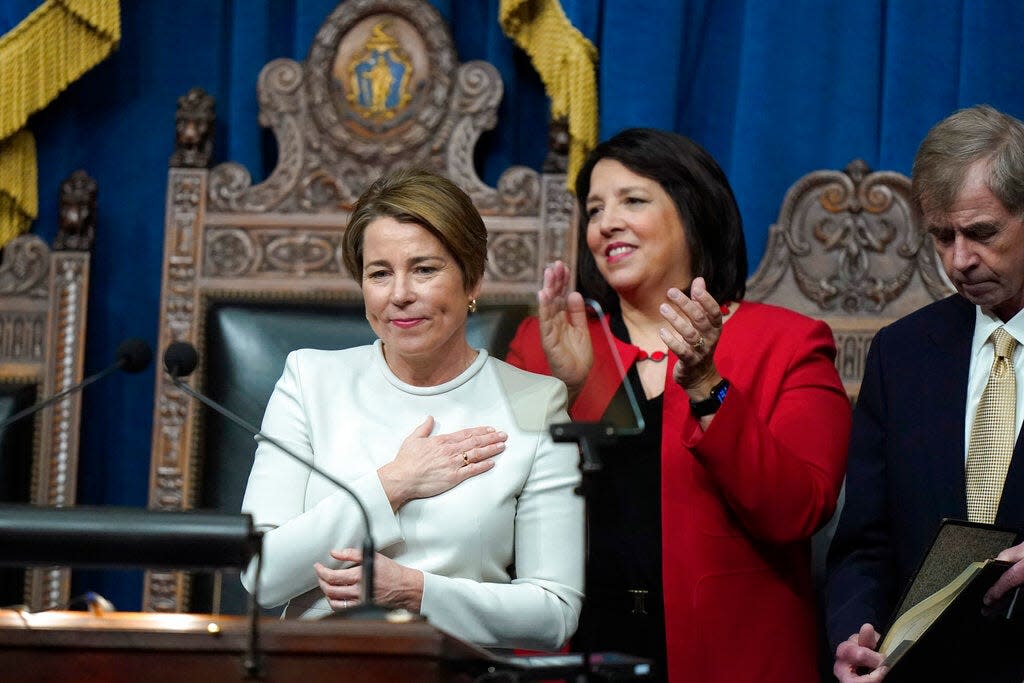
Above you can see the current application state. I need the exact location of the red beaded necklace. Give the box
[635,301,732,362]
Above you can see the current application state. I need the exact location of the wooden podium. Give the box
[0,610,495,682]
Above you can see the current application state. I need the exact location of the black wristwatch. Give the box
[689,379,729,418]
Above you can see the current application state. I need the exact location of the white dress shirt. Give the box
[964,307,1024,462]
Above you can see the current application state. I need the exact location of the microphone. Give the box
[163,341,384,617]
[0,337,152,430]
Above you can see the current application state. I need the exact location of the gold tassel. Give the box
[499,0,598,191]
[0,0,121,246]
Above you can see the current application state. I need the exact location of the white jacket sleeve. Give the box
[240,351,403,607]
[418,373,584,650]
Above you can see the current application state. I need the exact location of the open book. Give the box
[879,559,1012,668]
[876,519,1023,682]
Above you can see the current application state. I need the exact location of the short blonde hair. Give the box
[342,168,488,291]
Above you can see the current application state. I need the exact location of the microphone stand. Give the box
[167,372,386,619]
[547,300,649,682]
[0,337,151,430]
[242,551,263,678]
[550,421,615,683]
[0,363,120,430]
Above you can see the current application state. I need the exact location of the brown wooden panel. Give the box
[0,611,487,682]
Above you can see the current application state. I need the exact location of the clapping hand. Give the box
[537,260,592,399]
[657,277,725,392]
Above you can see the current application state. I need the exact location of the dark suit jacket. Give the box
[825,294,1024,651]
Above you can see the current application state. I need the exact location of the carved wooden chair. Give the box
[0,171,96,611]
[144,0,574,614]
[745,159,953,675]
[746,159,953,402]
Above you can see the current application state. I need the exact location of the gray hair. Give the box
[912,104,1024,218]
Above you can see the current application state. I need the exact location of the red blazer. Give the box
[506,302,850,682]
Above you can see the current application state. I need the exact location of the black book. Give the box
[879,519,1023,682]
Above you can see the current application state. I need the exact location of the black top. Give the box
[572,313,667,680]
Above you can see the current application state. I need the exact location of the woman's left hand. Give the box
[658,276,725,395]
[314,548,424,612]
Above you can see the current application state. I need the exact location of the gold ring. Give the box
[693,336,706,352]
[462,452,469,466]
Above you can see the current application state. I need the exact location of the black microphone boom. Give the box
[0,337,153,431]
[163,341,383,616]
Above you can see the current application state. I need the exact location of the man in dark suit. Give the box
[826,104,1024,681]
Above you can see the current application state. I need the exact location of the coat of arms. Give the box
[346,21,413,121]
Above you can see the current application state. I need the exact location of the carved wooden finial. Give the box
[844,158,871,184]
[169,87,216,169]
[54,169,97,252]
[542,117,570,173]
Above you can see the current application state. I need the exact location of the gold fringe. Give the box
[0,0,121,246]
[499,0,598,191]
[0,130,37,245]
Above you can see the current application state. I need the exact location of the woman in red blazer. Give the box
[506,128,850,682]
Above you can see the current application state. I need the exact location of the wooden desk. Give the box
[0,610,492,682]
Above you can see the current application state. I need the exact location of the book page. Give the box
[879,561,986,664]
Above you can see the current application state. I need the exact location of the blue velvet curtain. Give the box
[16,0,1024,610]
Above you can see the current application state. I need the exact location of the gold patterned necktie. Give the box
[966,327,1019,524]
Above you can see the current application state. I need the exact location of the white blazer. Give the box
[241,342,584,650]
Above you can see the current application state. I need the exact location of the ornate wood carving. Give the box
[542,118,570,173]
[0,227,91,610]
[169,88,215,169]
[145,169,206,613]
[747,159,950,311]
[54,170,98,252]
[540,174,576,279]
[204,227,347,280]
[207,0,540,215]
[27,249,90,611]
[746,160,953,400]
[0,235,49,300]
[147,0,574,612]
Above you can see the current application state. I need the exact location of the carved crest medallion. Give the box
[344,21,413,123]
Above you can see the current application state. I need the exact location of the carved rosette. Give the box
[747,161,950,313]
[487,232,537,282]
[204,228,257,277]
